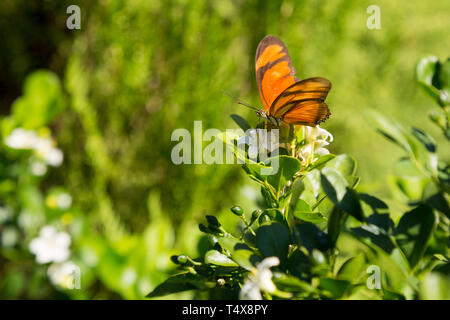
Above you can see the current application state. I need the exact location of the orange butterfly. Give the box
[254,35,331,127]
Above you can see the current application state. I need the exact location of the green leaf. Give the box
[337,254,366,282]
[426,192,450,218]
[287,178,305,220]
[365,109,424,162]
[359,193,390,217]
[294,211,327,224]
[272,272,316,293]
[391,158,431,201]
[12,70,66,129]
[395,204,435,268]
[258,208,287,227]
[232,249,261,271]
[415,55,441,101]
[292,199,327,224]
[411,127,436,153]
[351,211,396,254]
[383,289,406,300]
[287,249,311,280]
[147,273,212,298]
[293,223,331,253]
[437,161,450,194]
[419,272,450,299]
[230,114,251,131]
[327,206,342,247]
[216,236,259,270]
[264,156,301,195]
[319,278,353,299]
[256,223,290,263]
[307,154,336,171]
[438,58,450,90]
[217,130,248,164]
[411,127,438,175]
[321,167,364,222]
[204,250,238,267]
[437,57,450,106]
[325,154,357,183]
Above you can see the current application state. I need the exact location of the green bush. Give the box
[149,55,449,299]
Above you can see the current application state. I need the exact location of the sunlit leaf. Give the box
[204,250,238,267]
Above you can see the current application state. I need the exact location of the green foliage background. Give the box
[0,0,449,299]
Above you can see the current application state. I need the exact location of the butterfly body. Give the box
[255,109,283,127]
[255,35,331,127]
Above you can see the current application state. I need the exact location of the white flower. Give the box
[34,137,63,167]
[4,128,63,167]
[121,267,137,286]
[238,129,280,160]
[298,125,333,166]
[29,226,71,264]
[239,256,279,300]
[48,261,80,289]
[5,128,38,149]
[30,161,47,176]
[57,193,72,209]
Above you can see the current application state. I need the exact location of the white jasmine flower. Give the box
[29,226,71,264]
[30,161,48,176]
[298,125,333,166]
[237,129,280,160]
[5,128,38,149]
[34,137,63,167]
[0,206,12,224]
[1,227,19,248]
[48,261,80,289]
[4,128,63,167]
[57,193,72,209]
[121,267,137,286]
[239,256,279,300]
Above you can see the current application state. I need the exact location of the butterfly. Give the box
[253,35,331,127]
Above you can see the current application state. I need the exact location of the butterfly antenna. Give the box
[221,90,258,111]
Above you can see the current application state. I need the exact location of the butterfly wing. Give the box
[271,77,331,126]
[255,35,297,112]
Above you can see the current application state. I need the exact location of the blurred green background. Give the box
[0,0,449,299]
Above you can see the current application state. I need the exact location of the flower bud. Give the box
[231,206,244,216]
[171,255,187,265]
[177,255,188,264]
[206,215,221,228]
[250,209,263,224]
[198,223,208,233]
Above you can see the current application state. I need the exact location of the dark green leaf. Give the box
[147,273,197,298]
[395,204,436,268]
[321,168,364,222]
[287,249,311,280]
[258,208,286,227]
[293,223,331,253]
[412,127,436,153]
[327,206,342,247]
[230,114,251,131]
[351,222,395,254]
[256,223,290,263]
